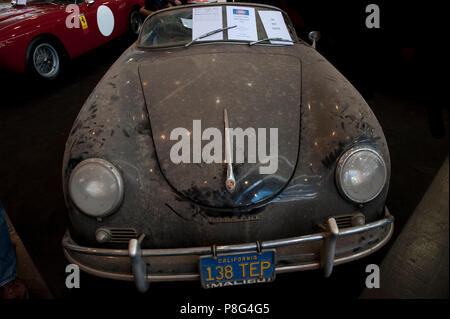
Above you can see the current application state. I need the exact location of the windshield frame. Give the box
[14,0,82,5]
[137,2,300,50]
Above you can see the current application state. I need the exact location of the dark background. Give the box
[0,0,448,306]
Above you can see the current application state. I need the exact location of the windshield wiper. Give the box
[249,37,292,46]
[185,25,237,48]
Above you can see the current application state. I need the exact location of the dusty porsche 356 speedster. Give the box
[62,2,393,291]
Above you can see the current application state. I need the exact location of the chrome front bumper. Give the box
[62,208,394,292]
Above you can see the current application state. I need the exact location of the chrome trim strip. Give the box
[63,214,393,258]
[62,208,393,288]
[276,220,394,273]
[62,220,394,283]
[224,108,236,192]
[338,217,391,236]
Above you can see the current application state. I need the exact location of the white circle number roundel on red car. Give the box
[97,5,115,37]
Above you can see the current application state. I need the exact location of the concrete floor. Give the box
[0,36,448,301]
[361,158,448,299]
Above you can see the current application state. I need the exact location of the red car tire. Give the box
[129,7,143,37]
[27,37,64,80]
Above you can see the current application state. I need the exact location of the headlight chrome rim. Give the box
[69,158,124,218]
[335,146,387,203]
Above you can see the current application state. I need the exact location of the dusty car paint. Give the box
[63,3,389,254]
[139,53,301,208]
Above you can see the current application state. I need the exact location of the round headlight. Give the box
[69,158,124,218]
[336,146,387,203]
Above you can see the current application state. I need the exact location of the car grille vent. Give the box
[332,215,353,229]
[108,228,138,243]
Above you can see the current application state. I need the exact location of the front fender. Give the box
[278,44,390,224]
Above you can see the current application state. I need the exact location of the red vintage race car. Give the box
[0,0,144,79]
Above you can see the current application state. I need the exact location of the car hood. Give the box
[139,52,301,209]
[0,3,58,33]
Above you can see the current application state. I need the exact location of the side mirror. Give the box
[86,0,95,6]
[308,31,321,49]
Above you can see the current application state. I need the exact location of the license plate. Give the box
[199,250,276,289]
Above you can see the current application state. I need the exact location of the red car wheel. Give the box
[28,39,62,80]
[129,7,143,36]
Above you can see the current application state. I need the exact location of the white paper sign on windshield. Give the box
[258,10,293,45]
[226,6,258,42]
[16,0,27,5]
[181,18,192,29]
[192,7,223,41]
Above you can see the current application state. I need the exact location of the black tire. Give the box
[28,38,62,80]
[129,7,143,37]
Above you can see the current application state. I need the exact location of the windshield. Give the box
[12,0,78,4]
[139,3,297,48]
[14,0,78,4]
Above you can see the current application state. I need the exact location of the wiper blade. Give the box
[249,37,292,46]
[185,25,237,48]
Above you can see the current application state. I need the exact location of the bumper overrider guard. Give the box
[62,208,394,292]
